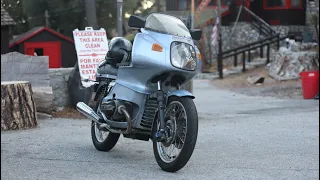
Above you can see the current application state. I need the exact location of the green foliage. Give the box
[1,0,29,34]
[2,0,151,38]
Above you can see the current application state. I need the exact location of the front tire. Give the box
[153,96,198,172]
[91,95,120,152]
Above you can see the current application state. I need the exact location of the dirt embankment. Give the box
[211,67,303,99]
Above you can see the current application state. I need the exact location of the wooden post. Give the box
[248,49,251,62]
[1,81,37,131]
[277,34,280,50]
[191,0,195,30]
[259,21,262,35]
[260,46,263,58]
[182,0,195,93]
[217,0,223,79]
[267,44,270,64]
[117,0,123,36]
[242,51,246,72]
[156,0,160,12]
[85,0,98,29]
[234,50,238,67]
[218,52,223,78]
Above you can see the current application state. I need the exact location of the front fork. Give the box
[154,81,168,142]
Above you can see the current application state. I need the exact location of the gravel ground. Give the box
[1,80,319,180]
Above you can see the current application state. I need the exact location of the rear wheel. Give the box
[153,96,198,172]
[91,94,120,152]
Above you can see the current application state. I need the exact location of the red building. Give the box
[166,0,307,26]
[9,27,77,68]
[251,0,306,25]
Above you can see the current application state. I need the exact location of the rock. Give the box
[1,52,50,87]
[49,68,73,108]
[300,42,318,51]
[290,42,300,52]
[67,62,94,109]
[56,107,64,112]
[268,49,318,81]
[279,47,290,52]
[247,75,265,85]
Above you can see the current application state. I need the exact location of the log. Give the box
[33,89,53,114]
[1,81,37,131]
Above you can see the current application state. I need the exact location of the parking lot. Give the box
[1,80,319,180]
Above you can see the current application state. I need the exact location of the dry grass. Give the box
[212,67,301,88]
[52,107,86,119]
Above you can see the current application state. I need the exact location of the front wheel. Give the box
[91,95,120,152]
[153,97,198,172]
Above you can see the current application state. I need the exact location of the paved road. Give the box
[1,80,319,180]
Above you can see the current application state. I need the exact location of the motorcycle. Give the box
[76,13,202,172]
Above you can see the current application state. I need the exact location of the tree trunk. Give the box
[1,81,37,131]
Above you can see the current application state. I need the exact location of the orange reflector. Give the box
[152,43,163,52]
[197,53,202,61]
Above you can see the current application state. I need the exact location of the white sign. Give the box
[73,27,109,87]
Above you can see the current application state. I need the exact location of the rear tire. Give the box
[153,96,198,172]
[91,94,120,152]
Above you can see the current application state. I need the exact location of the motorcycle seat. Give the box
[97,63,118,76]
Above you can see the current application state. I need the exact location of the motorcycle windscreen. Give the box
[145,13,192,39]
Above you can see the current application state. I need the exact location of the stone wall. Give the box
[200,22,266,64]
[271,0,318,42]
[268,45,319,81]
[200,1,319,65]
[201,24,317,65]
[0,52,91,110]
[271,26,306,37]
[49,68,73,108]
[202,22,264,55]
[1,52,50,87]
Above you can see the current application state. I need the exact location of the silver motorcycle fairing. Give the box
[116,28,197,94]
[102,28,199,132]
[167,89,195,99]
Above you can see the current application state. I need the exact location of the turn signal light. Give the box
[197,53,202,61]
[152,43,163,52]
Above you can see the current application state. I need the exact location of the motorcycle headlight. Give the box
[171,42,197,71]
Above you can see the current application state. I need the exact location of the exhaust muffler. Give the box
[76,102,101,124]
[76,102,132,134]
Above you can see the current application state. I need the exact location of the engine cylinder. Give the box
[100,99,132,121]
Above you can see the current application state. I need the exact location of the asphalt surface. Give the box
[1,80,319,180]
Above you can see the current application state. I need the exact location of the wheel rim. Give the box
[156,101,187,163]
[94,122,109,143]
[94,102,109,143]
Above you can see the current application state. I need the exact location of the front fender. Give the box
[167,89,195,99]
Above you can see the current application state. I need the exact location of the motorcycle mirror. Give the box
[190,29,202,41]
[128,15,146,29]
